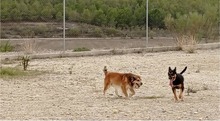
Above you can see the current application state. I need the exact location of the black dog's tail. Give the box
[103,66,108,76]
[180,66,187,74]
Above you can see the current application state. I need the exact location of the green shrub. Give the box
[20,28,35,38]
[73,47,90,52]
[0,41,14,52]
[68,28,81,37]
[0,67,44,78]
[104,28,122,37]
[0,67,27,76]
[33,25,49,37]
[92,28,104,37]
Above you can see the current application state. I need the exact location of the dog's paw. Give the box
[129,94,134,97]
[117,95,123,98]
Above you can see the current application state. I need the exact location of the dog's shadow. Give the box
[103,94,165,100]
[132,95,165,100]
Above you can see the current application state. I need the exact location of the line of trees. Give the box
[0,0,219,33]
[0,0,146,29]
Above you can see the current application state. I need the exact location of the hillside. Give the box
[1,22,147,38]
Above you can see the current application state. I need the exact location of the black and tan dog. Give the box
[103,66,142,98]
[168,66,187,101]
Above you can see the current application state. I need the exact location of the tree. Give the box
[68,10,81,22]
[41,3,54,21]
[92,9,107,26]
[82,9,93,23]
[115,7,133,29]
[149,9,165,29]
[29,0,41,20]
[133,5,146,28]
[56,12,63,21]
[106,8,118,27]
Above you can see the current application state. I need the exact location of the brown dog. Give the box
[103,66,142,98]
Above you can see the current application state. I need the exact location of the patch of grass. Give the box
[0,67,27,76]
[0,41,14,52]
[73,47,90,52]
[0,67,43,78]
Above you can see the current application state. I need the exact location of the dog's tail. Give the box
[180,66,187,74]
[103,66,108,76]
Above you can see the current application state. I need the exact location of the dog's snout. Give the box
[140,82,143,85]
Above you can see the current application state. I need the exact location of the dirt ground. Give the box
[6,37,177,52]
[4,36,218,54]
[0,48,219,120]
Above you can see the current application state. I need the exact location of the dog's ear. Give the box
[126,74,134,86]
[127,74,135,82]
[174,67,176,72]
[169,67,172,71]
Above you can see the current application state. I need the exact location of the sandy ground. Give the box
[0,49,219,120]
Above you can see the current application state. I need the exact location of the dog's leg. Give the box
[115,89,122,97]
[103,80,110,96]
[179,85,184,101]
[121,85,128,98]
[129,88,135,97]
[172,88,178,101]
[179,89,183,101]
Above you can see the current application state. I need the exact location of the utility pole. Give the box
[146,0,148,48]
[218,0,220,40]
[63,0,66,52]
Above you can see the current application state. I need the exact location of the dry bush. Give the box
[22,39,38,54]
[176,35,197,53]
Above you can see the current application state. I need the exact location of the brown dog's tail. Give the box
[103,66,108,76]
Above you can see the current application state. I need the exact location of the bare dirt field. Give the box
[0,48,219,120]
[5,37,177,52]
[4,37,217,54]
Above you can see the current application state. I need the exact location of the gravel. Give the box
[0,49,219,120]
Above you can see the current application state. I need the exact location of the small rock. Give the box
[205,116,209,119]
[194,111,198,114]
[113,109,119,114]
[162,110,166,113]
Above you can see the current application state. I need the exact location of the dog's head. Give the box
[168,67,177,80]
[128,73,143,89]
